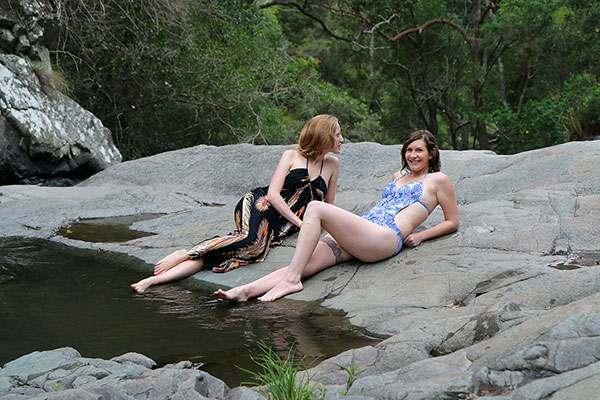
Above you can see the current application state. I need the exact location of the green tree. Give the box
[258,0,586,152]
[53,0,377,159]
[482,1,600,151]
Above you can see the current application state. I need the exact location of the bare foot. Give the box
[155,249,188,275]
[213,287,251,302]
[258,280,303,302]
[130,277,156,293]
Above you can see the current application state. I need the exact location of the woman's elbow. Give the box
[265,191,282,205]
[443,216,459,234]
[265,191,276,202]
[450,218,459,233]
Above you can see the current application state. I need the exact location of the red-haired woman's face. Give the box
[329,123,343,154]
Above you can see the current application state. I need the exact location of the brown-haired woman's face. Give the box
[329,122,343,154]
[404,139,432,172]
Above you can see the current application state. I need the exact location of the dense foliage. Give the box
[52,0,600,158]
[53,0,377,158]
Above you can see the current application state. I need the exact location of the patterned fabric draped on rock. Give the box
[187,168,327,272]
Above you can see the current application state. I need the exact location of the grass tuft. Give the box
[241,341,324,400]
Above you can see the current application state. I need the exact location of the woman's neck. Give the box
[309,154,325,164]
[408,167,428,178]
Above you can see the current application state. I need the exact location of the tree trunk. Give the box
[469,0,490,149]
[426,100,439,137]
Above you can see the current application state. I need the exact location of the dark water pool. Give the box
[547,251,600,270]
[0,238,378,387]
[56,214,163,243]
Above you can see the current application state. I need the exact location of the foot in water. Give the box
[257,280,303,302]
[130,277,156,293]
[213,287,250,302]
[154,249,188,275]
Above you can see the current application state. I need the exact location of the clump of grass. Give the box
[339,360,365,395]
[33,65,70,97]
[242,341,324,400]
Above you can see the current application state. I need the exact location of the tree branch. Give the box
[259,1,354,44]
[387,18,473,46]
[480,0,501,25]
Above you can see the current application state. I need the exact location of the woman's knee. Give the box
[305,201,328,218]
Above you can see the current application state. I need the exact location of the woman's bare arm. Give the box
[323,156,340,204]
[266,150,304,227]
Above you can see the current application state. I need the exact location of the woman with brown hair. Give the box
[214,129,459,302]
[131,115,344,293]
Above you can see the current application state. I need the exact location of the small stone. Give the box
[110,352,156,369]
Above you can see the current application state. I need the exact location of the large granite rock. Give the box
[0,0,55,65]
[0,140,599,398]
[0,347,261,399]
[0,54,121,185]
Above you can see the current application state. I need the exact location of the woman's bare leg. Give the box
[131,258,204,293]
[214,268,288,302]
[154,249,189,275]
[213,237,351,302]
[258,202,398,302]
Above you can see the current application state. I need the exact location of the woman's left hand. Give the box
[403,232,424,247]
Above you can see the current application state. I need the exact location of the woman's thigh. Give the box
[308,202,398,262]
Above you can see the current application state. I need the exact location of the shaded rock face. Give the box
[0,0,56,65]
[0,54,121,185]
[0,141,599,398]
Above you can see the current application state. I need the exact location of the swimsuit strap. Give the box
[394,172,406,182]
[306,157,325,176]
[417,200,431,214]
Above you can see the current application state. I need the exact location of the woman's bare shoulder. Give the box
[392,170,405,181]
[428,171,455,189]
[324,154,340,167]
[429,171,450,180]
[282,149,298,159]
[280,149,302,164]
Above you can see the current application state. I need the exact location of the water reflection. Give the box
[0,238,378,387]
[57,214,164,243]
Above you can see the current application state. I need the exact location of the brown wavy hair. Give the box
[297,114,338,159]
[401,130,441,173]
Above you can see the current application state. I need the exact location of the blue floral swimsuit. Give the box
[361,173,430,255]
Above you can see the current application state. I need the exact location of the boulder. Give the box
[0,54,121,185]
[0,348,236,399]
[0,0,56,66]
[0,140,599,398]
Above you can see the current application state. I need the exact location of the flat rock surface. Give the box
[1,141,599,398]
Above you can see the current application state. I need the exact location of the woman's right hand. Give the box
[403,232,423,247]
